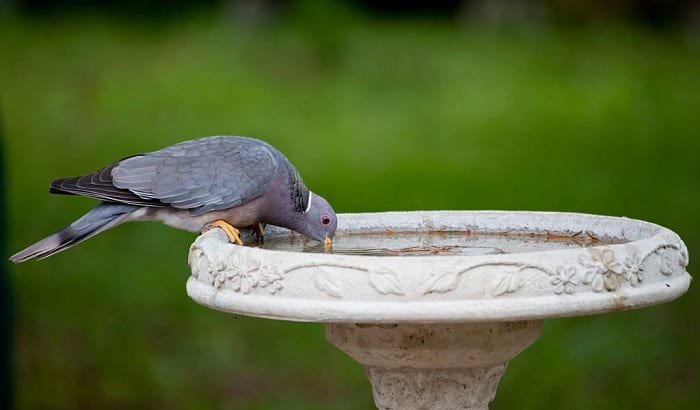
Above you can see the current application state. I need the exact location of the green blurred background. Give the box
[1,0,699,408]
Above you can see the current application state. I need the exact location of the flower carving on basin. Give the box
[186,211,691,410]
[188,211,689,322]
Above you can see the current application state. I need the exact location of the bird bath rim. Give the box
[186,210,690,323]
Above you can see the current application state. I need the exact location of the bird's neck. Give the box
[286,162,310,214]
[259,161,309,231]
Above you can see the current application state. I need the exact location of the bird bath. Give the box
[186,211,691,409]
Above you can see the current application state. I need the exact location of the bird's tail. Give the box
[10,203,138,263]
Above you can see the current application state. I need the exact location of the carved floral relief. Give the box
[189,235,688,299]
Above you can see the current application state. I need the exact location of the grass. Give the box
[1,5,699,409]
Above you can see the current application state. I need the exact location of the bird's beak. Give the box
[324,235,332,247]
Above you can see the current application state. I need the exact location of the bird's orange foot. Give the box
[201,220,243,245]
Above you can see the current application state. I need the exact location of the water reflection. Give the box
[257,230,625,257]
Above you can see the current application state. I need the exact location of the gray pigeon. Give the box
[10,136,337,263]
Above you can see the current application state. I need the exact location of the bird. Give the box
[10,136,337,263]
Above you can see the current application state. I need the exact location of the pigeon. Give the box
[10,136,337,263]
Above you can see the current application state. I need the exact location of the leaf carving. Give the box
[660,251,675,276]
[424,271,460,294]
[188,247,208,279]
[493,272,521,296]
[680,245,689,268]
[368,267,405,295]
[313,267,343,298]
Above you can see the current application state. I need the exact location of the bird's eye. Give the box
[321,215,332,226]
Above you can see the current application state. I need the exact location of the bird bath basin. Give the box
[186,211,691,409]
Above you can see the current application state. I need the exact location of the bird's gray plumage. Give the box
[11,136,335,263]
[10,203,137,262]
[51,137,293,215]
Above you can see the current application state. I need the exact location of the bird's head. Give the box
[301,192,337,246]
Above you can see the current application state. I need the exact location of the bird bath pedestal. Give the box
[186,211,691,409]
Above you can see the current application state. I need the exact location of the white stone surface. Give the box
[187,211,690,322]
[326,321,542,410]
[186,211,691,409]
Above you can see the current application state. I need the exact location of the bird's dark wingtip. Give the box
[49,177,76,195]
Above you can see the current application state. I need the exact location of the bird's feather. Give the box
[9,203,137,262]
[50,136,280,215]
[12,135,335,263]
[113,136,279,215]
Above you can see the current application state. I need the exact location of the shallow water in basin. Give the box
[255,230,626,256]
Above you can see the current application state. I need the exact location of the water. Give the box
[257,230,625,257]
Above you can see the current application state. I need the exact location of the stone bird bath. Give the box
[186,211,691,409]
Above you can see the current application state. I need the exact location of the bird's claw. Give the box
[254,223,265,245]
[201,220,243,245]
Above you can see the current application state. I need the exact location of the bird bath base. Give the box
[326,321,542,410]
[186,211,691,409]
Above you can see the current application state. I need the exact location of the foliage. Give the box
[1,7,699,409]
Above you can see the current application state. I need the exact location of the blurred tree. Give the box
[348,0,462,16]
[351,0,697,26]
[16,0,219,16]
[9,0,700,26]
[545,0,691,26]
[0,116,12,410]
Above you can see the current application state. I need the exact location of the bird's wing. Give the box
[51,136,280,215]
[50,159,165,207]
